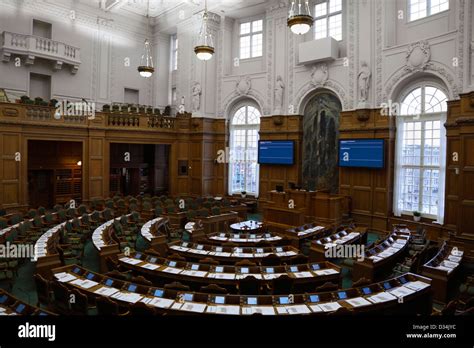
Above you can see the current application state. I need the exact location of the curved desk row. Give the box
[352,228,411,282]
[421,241,464,303]
[279,223,330,248]
[117,251,340,292]
[168,242,300,264]
[309,227,368,262]
[0,289,54,316]
[140,217,168,254]
[204,231,283,245]
[52,265,432,316]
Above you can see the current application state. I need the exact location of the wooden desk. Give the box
[421,241,464,304]
[0,288,55,316]
[230,220,262,233]
[309,226,368,262]
[51,265,433,316]
[168,242,301,265]
[202,231,284,246]
[262,205,305,233]
[352,229,411,282]
[276,223,330,248]
[140,217,168,255]
[118,252,341,292]
[197,212,239,234]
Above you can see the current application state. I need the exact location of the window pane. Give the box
[430,0,449,15]
[314,18,327,40]
[410,0,427,21]
[251,33,263,57]
[252,20,263,33]
[424,86,447,113]
[240,36,251,59]
[329,14,342,41]
[240,22,251,35]
[315,2,327,17]
[329,0,342,13]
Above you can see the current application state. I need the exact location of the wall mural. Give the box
[302,92,342,193]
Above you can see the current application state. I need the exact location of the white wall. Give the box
[0,0,472,114]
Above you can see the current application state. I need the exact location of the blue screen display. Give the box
[309,295,319,303]
[339,139,384,169]
[16,304,25,313]
[215,296,225,304]
[311,264,321,270]
[258,141,294,165]
[383,282,392,290]
[105,279,113,287]
[338,291,347,300]
[247,297,257,305]
[154,289,164,297]
[128,284,137,292]
[86,273,94,280]
[362,287,372,295]
[0,295,7,303]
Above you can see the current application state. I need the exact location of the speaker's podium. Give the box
[263,189,343,232]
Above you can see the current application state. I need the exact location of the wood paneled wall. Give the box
[259,115,303,201]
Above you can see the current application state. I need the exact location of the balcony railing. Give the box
[1,31,81,73]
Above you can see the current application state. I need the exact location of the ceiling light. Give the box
[138,0,155,77]
[194,0,214,61]
[288,0,313,35]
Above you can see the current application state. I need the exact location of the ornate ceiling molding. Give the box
[405,40,431,72]
[294,78,349,113]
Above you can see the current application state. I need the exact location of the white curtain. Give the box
[436,115,447,225]
[393,117,405,217]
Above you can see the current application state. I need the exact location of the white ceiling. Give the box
[93,0,268,18]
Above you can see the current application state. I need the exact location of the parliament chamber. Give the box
[0,0,473,345]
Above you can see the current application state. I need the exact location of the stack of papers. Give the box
[319,302,342,312]
[141,263,160,271]
[389,286,416,298]
[314,268,339,276]
[404,281,429,291]
[241,306,275,315]
[171,302,207,313]
[119,257,142,265]
[367,292,397,303]
[111,291,143,304]
[94,287,119,297]
[54,272,77,283]
[207,273,235,280]
[345,297,371,307]
[162,267,182,274]
[181,270,207,278]
[143,297,174,309]
[70,279,99,289]
[292,271,313,278]
[206,305,240,315]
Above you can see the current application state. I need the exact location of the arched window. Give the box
[229,105,261,196]
[393,84,447,223]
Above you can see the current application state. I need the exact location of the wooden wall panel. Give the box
[1,133,21,206]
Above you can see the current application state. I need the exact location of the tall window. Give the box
[171,35,178,71]
[409,0,449,21]
[239,19,263,59]
[314,0,342,41]
[394,84,447,223]
[229,105,261,196]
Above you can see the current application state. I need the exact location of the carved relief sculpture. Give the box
[405,40,431,72]
[310,64,329,87]
[192,82,202,112]
[236,76,252,96]
[358,61,371,104]
[274,75,285,114]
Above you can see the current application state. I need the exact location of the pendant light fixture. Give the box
[194,0,214,61]
[287,0,313,35]
[138,0,155,78]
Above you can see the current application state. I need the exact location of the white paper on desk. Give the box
[120,257,142,265]
[442,260,459,269]
[435,265,453,273]
[236,274,262,280]
[389,286,416,298]
[448,255,461,263]
[292,271,313,278]
[55,272,77,283]
[314,269,339,276]
[285,305,311,314]
[369,256,383,263]
[250,306,275,315]
[319,302,342,312]
[367,292,397,303]
[141,263,159,270]
[181,270,207,278]
[309,304,324,313]
[180,302,207,313]
[206,305,240,315]
[79,279,99,289]
[404,281,430,291]
[263,273,283,280]
[147,297,174,309]
[451,250,463,257]
[345,297,371,307]
[213,273,235,280]
[111,292,143,304]
[214,252,231,257]
[94,286,119,297]
[162,267,182,274]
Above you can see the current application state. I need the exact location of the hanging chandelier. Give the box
[138,0,155,78]
[287,0,313,35]
[194,0,214,61]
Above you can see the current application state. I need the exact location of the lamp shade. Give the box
[287,0,313,35]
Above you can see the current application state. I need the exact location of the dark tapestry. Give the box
[302,92,342,192]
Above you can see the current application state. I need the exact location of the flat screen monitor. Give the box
[279,297,289,305]
[339,139,385,169]
[383,282,392,290]
[169,261,177,267]
[128,284,137,292]
[149,257,157,264]
[258,140,294,165]
[191,264,199,271]
[399,276,408,284]
[86,273,94,280]
[309,295,320,303]
[311,264,321,270]
[15,304,25,313]
[196,245,204,250]
[338,291,348,300]
[290,266,298,272]
[215,266,224,273]
[266,268,274,274]
[105,279,113,287]
[362,287,372,295]
[183,293,193,302]
[154,289,164,297]
[72,267,81,274]
[215,247,223,252]
[241,267,249,274]
[0,295,7,304]
[215,296,225,304]
[247,297,257,305]
[135,253,142,259]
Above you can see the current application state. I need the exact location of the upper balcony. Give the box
[1,31,81,73]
